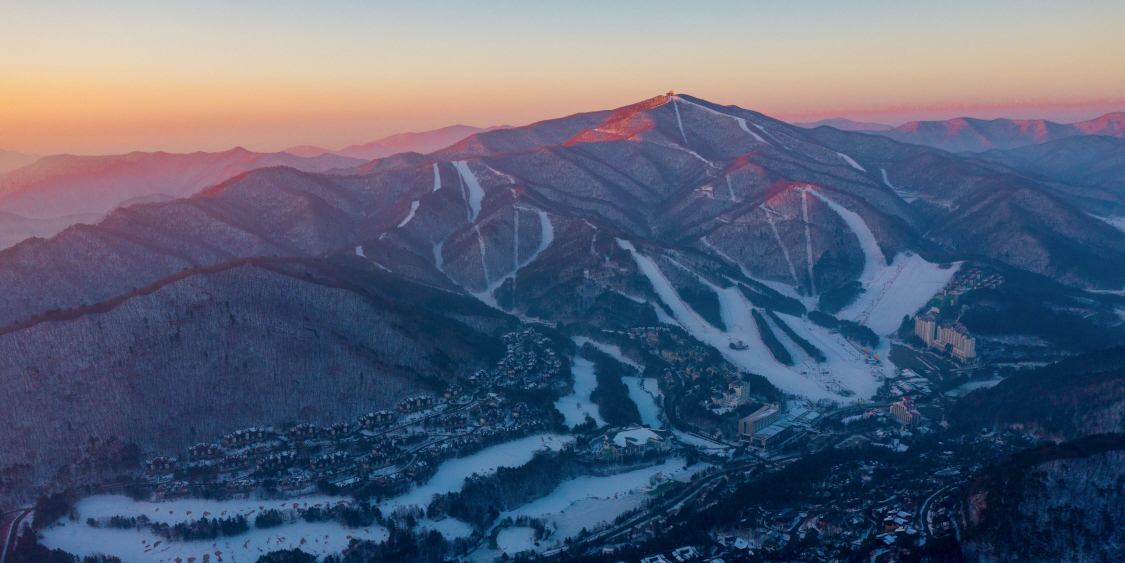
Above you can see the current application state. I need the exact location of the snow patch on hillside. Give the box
[432,162,441,192]
[355,245,365,258]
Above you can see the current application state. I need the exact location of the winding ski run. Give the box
[473,208,555,309]
[616,239,882,402]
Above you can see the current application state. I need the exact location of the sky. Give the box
[2,0,1124,155]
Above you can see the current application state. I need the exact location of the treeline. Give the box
[677,286,726,330]
[807,311,879,348]
[751,310,793,366]
[766,310,826,362]
[581,343,642,427]
[817,281,864,314]
[737,282,806,317]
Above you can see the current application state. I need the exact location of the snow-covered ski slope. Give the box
[838,253,960,335]
[673,96,768,144]
[398,200,420,228]
[804,188,886,282]
[617,238,881,402]
[803,188,959,334]
[453,160,485,222]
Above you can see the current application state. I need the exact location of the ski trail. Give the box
[801,190,817,295]
[699,237,803,301]
[473,208,554,308]
[725,176,737,202]
[475,225,491,285]
[513,208,521,270]
[675,96,768,144]
[355,245,366,258]
[880,168,894,189]
[804,189,887,282]
[766,213,801,288]
[397,201,420,228]
[616,238,843,401]
[453,160,484,222]
[432,163,441,192]
[836,152,866,172]
[433,240,444,272]
[671,97,689,145]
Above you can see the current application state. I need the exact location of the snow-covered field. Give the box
[555,353,606,428]
[42,495,388,563]
[838,253,960,335]
[1091,213,1125,234]
[43,435,576,562]
[503,458,688,549]
[944,378,1004,397]
[386,434,573,509]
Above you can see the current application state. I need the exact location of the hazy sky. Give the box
[2,0,1124,155]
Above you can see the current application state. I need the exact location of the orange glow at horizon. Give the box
[2,1,1124,155]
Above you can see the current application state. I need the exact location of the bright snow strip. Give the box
[804,189,887,283]
[573,337,641,370]
[355,245,365,258]
[432,163,441,192]
[616,238,876,401]
[398,201,420,228]
[42,495,387,563]
[1090,213,1125,234]
[453,161,485,222]
[675,97,768,144]
[386,434,573,509]
[554,354,607,428]
[836,152,866,172]
[473,208,554,309]
[838,254,960,335]
[671,97,689,145]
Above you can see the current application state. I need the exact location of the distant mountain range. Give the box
[283,124,511,161]
[863,112,1125,152]
[0,125,513,249]
[792,117,893,131]
[0,149,41,174]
